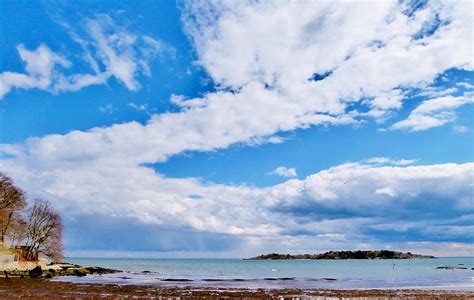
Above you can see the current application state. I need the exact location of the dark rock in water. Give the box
[203,279,225,282]
[1,262,120,278]
[83,266,120,275]
[28,266,42,278]
[71,269,87,277]
[248,250,435,260]
[160,278,193,282]
[436,266,468,270]
[57,264,120,277]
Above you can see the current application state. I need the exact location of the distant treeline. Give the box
[248,250,435,260]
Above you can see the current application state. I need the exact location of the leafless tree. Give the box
[24,200,63,261]
[7,217,28,248]
[7,217,27,247]
[0,172,26,243]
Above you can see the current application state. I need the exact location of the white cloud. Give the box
[182,0,473,129]
[128,102,148,112]
[391,95,473,131]
[0,152,471,253]
[375,187,398,197]
[363,157,417,166]
[0,1,473,254]
[5,0,469,169]
[0,45,70,98]
[98,103,116,114]
[0,15,168,99]
[416,86,459,98]
[268,167,297,178]
[456,81,474,89]
[452,125,470,133]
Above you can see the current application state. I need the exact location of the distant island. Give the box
[248,250,436,260]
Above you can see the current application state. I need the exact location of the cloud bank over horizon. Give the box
[0,0,472,256]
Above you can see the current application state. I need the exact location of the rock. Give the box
[0,262,120,278]
[28,266,42,278]
[55,265,120,277]
[61,268,88,277]
[83,266,120,275]
[436,266,468,270]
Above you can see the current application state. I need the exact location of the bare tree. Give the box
[24,200,63,261]
[0,172,26,243]
[7,217,28,248]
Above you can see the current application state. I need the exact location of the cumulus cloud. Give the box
[391,95,473,131]
[268,167,297,178]
[0,146,472,254]
[0,14,168,99]
[182,0,473,130]
[0,0,473,255]
[2,1,470,169]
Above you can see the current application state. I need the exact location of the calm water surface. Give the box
[55,257,474,290]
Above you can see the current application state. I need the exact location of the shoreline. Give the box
[0,278,473,299]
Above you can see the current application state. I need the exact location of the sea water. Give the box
[55,257,474,290]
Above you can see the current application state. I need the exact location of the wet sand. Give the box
[0,278,473,299]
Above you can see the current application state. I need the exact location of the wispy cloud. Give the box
[391,95,473,131]
[452,125,470,133]
[0,44,70,98]
[363,157,417,166]
[128,102,148,112]
[0,14,170,99]
[98,103,116,114]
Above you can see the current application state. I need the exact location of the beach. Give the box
[0,278,473,299]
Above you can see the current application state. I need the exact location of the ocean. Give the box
[55,257,474,290]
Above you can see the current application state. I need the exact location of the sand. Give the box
[0,278,473,299]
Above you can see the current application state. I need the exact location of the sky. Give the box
[0,0,473,258]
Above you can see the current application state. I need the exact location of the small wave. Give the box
[264,277,295,281]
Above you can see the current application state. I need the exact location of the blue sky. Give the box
[0,0,473,257]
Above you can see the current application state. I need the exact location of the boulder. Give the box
[28,266,42,278]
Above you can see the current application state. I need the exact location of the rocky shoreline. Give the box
[0,278,472,299]
[248,250,436,260]
[1,262,120,279]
